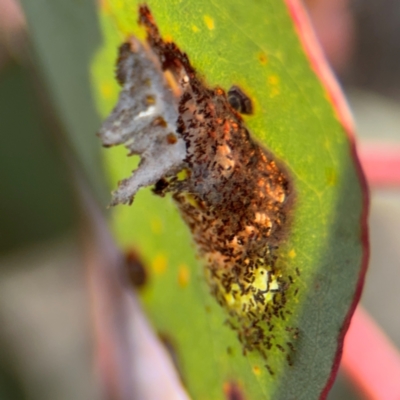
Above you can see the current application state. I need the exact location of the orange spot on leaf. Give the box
[178,264,190,287]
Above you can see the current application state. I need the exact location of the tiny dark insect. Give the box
[276,344,285,353]
[265,365,275,376]
[227,85,253,115]
[287,341,296,352]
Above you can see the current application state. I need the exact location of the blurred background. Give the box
[0,0,399,398]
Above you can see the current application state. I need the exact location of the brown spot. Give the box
[166,132,178,144]
[152,116,167,127]
[124,249,148,288]
[223,381,246,400]
[258,52,268,65]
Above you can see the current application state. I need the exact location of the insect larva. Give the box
[227,85,253,115]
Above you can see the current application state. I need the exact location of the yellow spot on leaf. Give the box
[268,75,280,85]
[289,249,296,258]
[113,0,123,9]
[203,15,215,30]
[178,264,190,287]
[192,25,199,33]
[99,0,110,13]
[270,89,280,98]
[150,217,163,234]
[164,34,173,43]
[152,254,167,275]
[268,75,280,98]
[252,365,261,376]
[100,82,114,99]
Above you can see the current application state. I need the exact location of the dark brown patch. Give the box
[124,249,147,288]
[224,381,246,400]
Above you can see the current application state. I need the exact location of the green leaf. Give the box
[20,0,368,399]
[19,0,108,204]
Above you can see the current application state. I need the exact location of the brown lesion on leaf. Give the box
[99,4,298,366]
[258,52,268,65]
[124,248,148,289]
[223,381,246,400]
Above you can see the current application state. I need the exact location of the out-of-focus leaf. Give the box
[19,0,108,204]
[0,63,75,254]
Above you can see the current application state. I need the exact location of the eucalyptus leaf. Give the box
[19,0,368,399]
